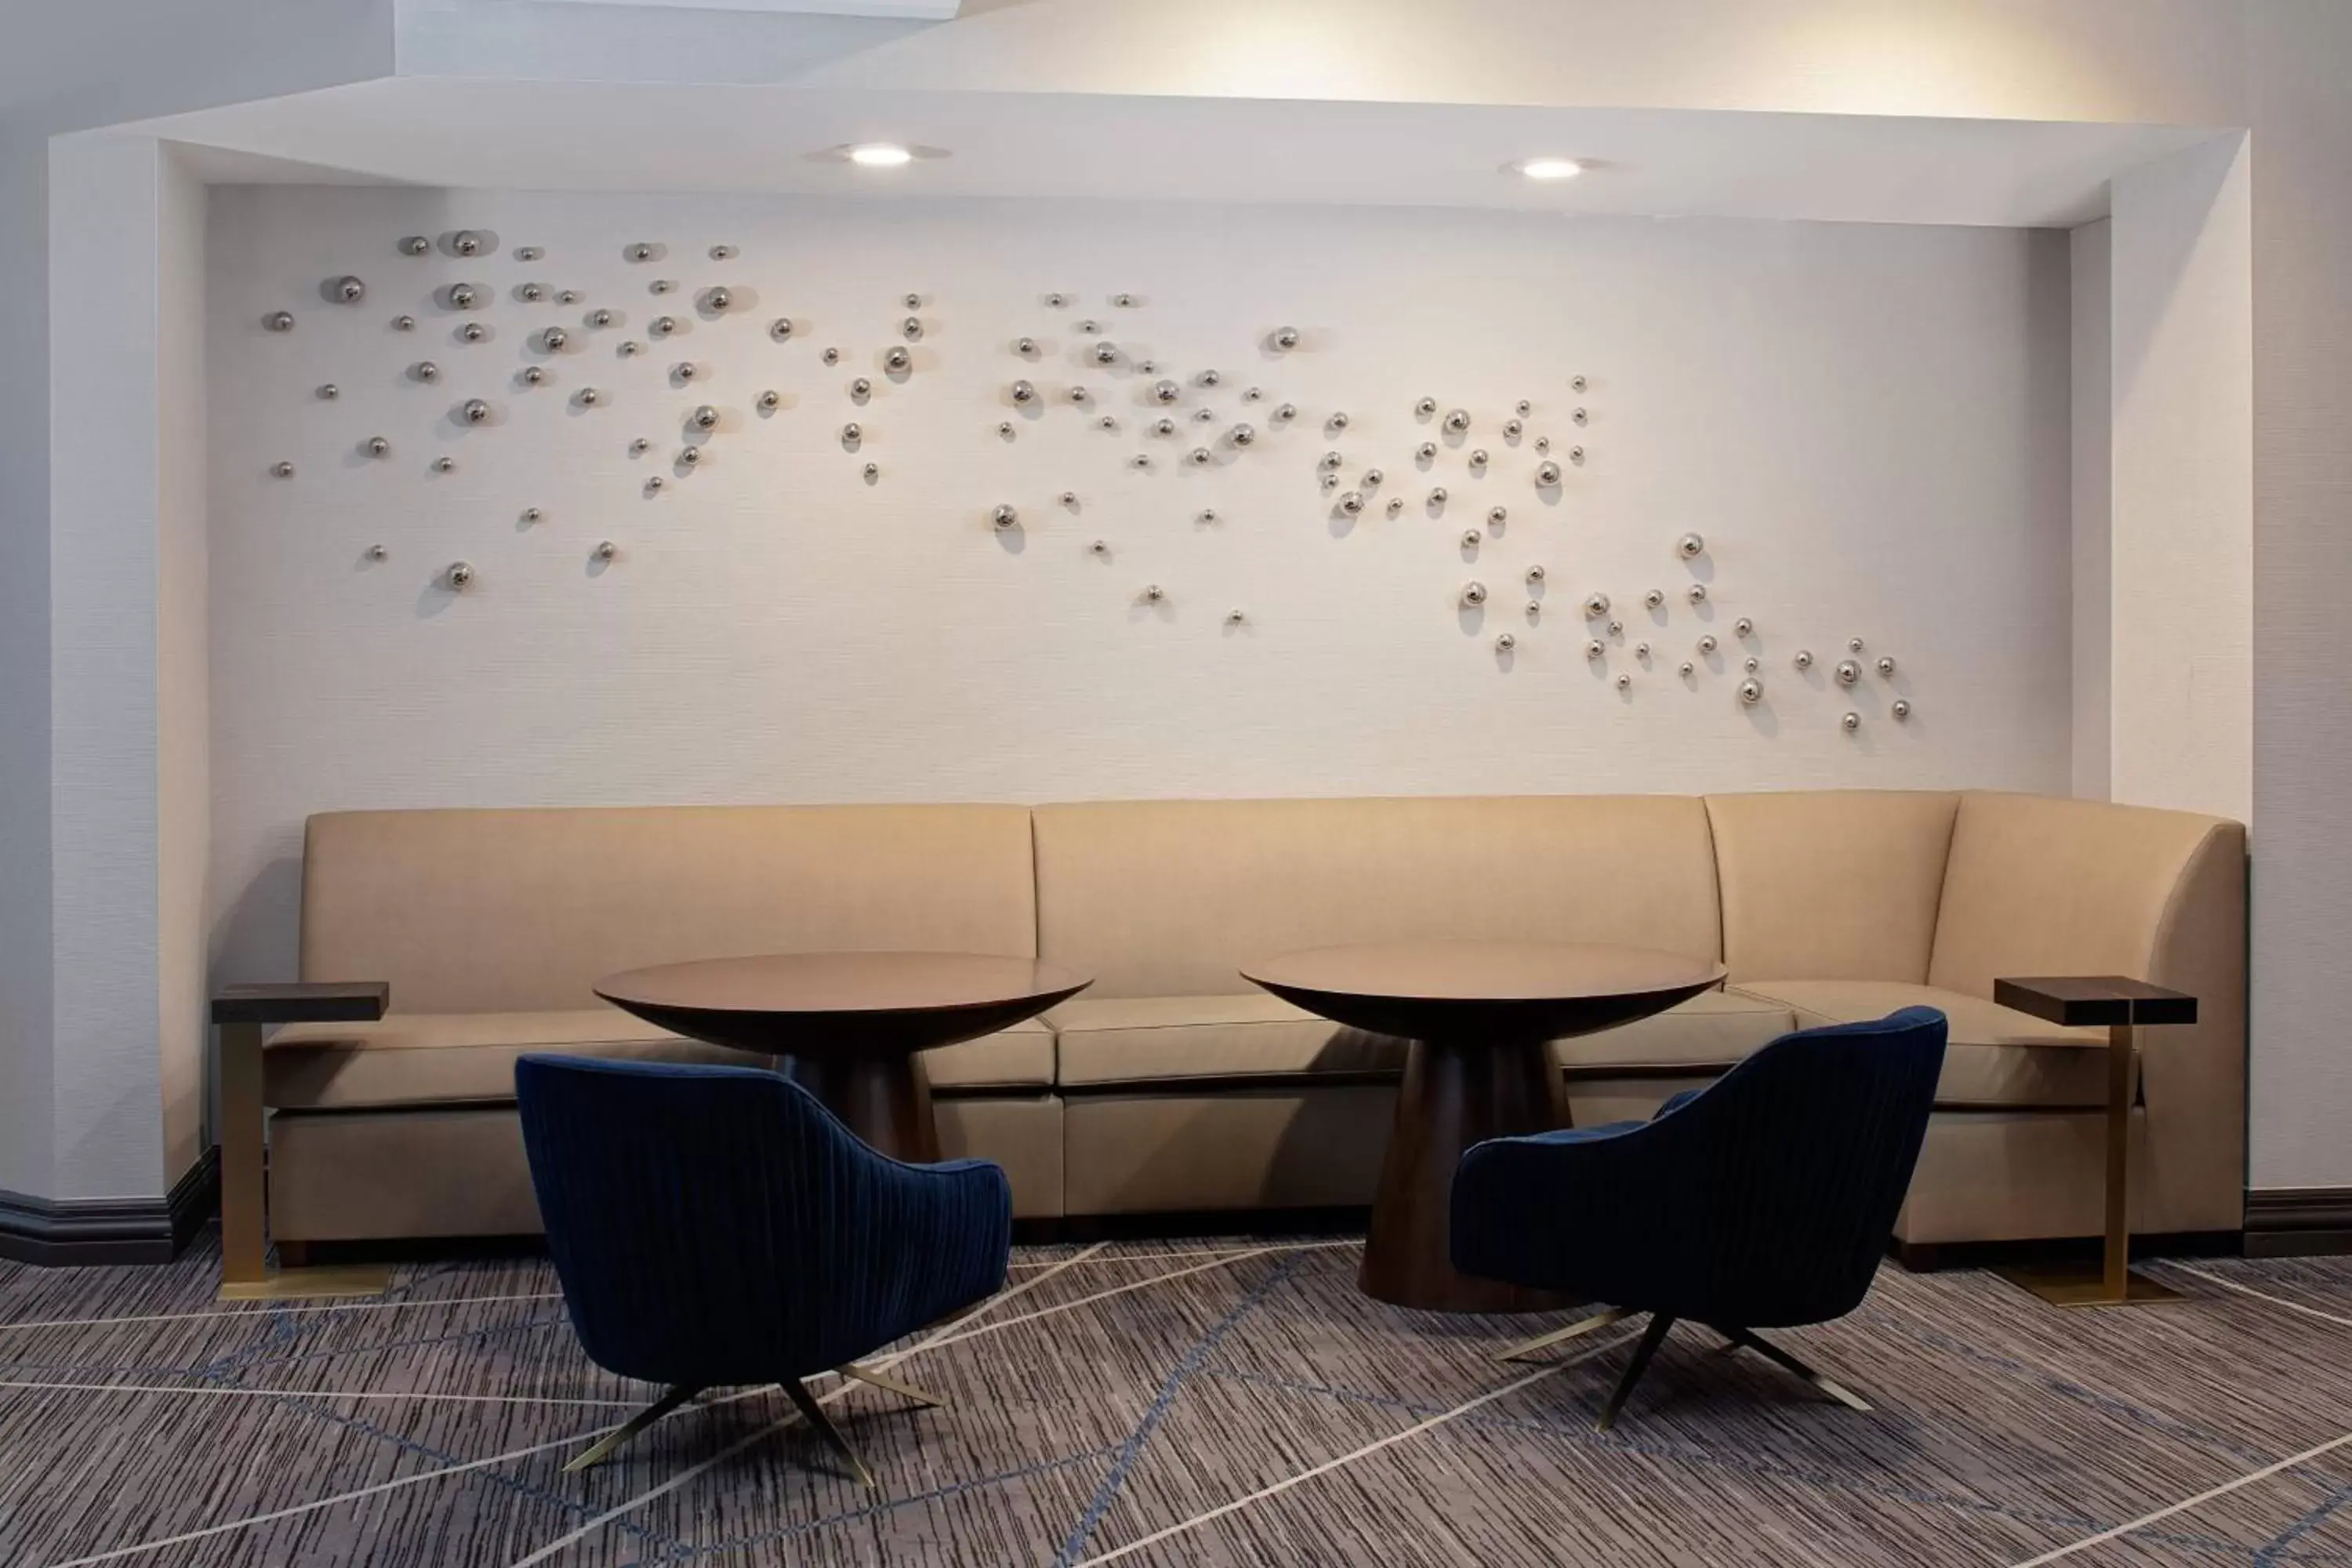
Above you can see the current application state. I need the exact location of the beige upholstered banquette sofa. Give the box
[262,791,2245,1259]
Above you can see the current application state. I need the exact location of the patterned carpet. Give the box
[1,1236,2350,1566]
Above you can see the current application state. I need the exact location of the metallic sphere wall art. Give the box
[245,227,1924,737]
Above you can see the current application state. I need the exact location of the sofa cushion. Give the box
[1033,796,1722,997]
[1050,990,1789,1090]
[1726,980,2117,1109]
[302,804,1040,1013]
[1705,791,1959,984]
[1049,994,1403,1087]
[264,1009,1054,1109]
[1552,989,1796,1073]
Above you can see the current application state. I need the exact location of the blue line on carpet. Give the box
[2256,1474,2352,1566]
[1204,1363,2298,1563]
[1051,1253,1305,1566]
[1849,1297,2285,1470]
[616,1443,1123,1564]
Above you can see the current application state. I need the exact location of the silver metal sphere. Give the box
[1584,593,1611,619]
[577,387,601,406]
[365,437,390,456]
[885,348,912,372]
[318,384,339,400]
[1739,679,1764,706]
[851,377,873,398]
[445,561,474,587]
[1735,617,1755,637]
[399,236,430,256]
[1892,699,1912,721]
[334,276,365,303]
[1795,649,1814,670]
[521,283,543,303]
[1229,424,1257,447]
[1415,397,1438,418]
[264,310,295,332]
[596,540,619,561]
[463,399,491,424]
[1461,581,1488,606]
[1842,711,1863,732]
[1536,461,1563,486]
[841,422,862,443]
[1585,640,1606,660]
[1444,408,1472,434]
[1460,528,1482,548]
[1272,326,1300,350]
[649,317,676,337]
[1469,449,1489,468]
[1339,492,1367,516]
[1189,447,1212,466]
[1877,655,1897,677]
[448,285,477,309]
[270,461,295,478]
[704,287,731,311]
[432,456,456,474]
[1698,634,1718,655]
[993,504,1018,530]
[453,231,482,256]
[1645,588,1665,609]
[1526,565,1546,583]
[412,361,440,381]
[1678,532,1705,558]
[461,322,487,343]
[541,326,568,350]
[1429,487,1449,505]
[1488,506,1508,526]
[679,445,702,466]
[1093,340,1118,365]
[771,318,794,340]
[1835,659,1863,686]
[1687,583,1708,604]
[1496,633,1516,653]
[693,405,719,429]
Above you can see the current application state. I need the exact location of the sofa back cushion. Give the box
[1707,790,1960,984]
[302,805,1038,1012]
[1033,795,1721,997]
[1928,792,2241,1000]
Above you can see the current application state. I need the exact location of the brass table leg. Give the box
[216,1022,389,1303]
[1995,1023,2183,1308]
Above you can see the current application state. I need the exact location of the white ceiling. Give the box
[140,78,2216,227]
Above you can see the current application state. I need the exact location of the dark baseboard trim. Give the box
[2245,1188,2352,1258]
[0,1146,220,1268]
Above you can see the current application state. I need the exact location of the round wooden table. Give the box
[595,953,1090,1163]
[1243,940,1726,1313]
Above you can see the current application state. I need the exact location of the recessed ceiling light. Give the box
[1509,157,1584,181]
[848,143,915,168]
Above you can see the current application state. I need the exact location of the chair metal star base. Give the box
[1553,1312,1871,1432]
[562,1366,946,1481]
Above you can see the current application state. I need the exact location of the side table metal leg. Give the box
[216,1022,390,1303]
[217,1022,268,1294]
[1994,1023,2182,1309]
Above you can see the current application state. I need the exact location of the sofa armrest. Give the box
[212,982,390,1027]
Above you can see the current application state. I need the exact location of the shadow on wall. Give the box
[210,854,303,989]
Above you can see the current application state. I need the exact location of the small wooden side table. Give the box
[1991,975,2198,1308]
[214,982,395,1301]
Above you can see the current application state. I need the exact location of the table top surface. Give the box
[1241,940,1726,1004]
[1994,975,2198,1029]
[595,952,1091,1018]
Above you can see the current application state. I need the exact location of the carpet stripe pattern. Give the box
[0,1236,2348,1565]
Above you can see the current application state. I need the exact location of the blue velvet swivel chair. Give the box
[514,1055,1012,1483]
[1451,1007,1947,1431]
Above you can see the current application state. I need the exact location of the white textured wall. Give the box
[205,187,2073,982]
[2069,219,2110,802]
[156,152,209,1185]
[2108,136,2252,825]
[49,134,169,1200]
[2249,0,2352,1194]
